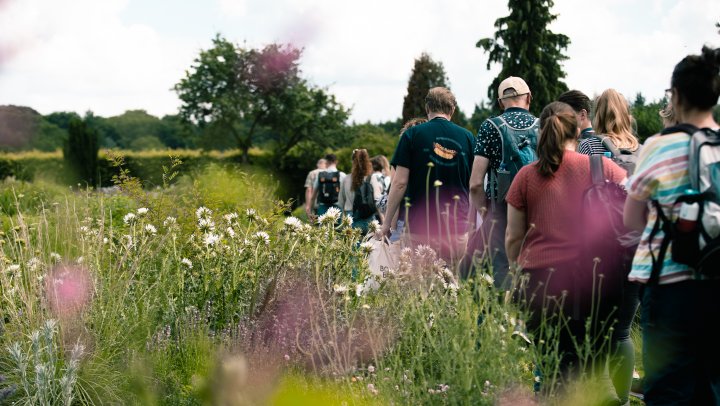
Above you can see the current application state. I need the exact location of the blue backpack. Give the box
[488,115,540,201]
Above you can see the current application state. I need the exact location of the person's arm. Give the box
[337,179,347,213]
[624,195,649,232]
[378,166,409,238]
[505,204,528,265]
[304,187,314,217]
[469,156,489,215]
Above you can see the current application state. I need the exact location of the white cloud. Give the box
[0,0,196,117]
[218,0,247,17]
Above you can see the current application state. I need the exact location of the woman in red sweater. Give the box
[505,101,627,393]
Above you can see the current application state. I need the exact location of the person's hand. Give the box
[375,224,391,241]
[305,207,316,223]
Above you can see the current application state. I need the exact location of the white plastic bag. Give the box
[366,238,399,277]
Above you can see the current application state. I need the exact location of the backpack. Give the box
[591,134,641,176]
[488,116,540,201]
[648,125,720,282]
[373,173,389,214]
[318,171,340,205]
[353,175,378,220]
[577,155,640,317]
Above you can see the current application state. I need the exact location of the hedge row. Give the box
[0,148,270,188]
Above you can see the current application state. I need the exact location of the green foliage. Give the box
[175,35,348,164]
[63,117,100,186]
[477,0,570,115]
[630,93,664,143]
[469,101,494,133]
[28,120,67,152]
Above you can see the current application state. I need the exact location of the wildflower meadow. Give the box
[0,159,642,405]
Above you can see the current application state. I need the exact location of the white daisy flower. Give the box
[50,252,62,263]
[359,241,374,254]
[144,224,157,235]
[197,218,216,233]
[226,227,236,238]
[223,213,239,223]
[252,231,270,245]
[333,284,348,294]
[203,233,220,247]
[163,217,177,227]
[284,216,303,230]
[123,213,137,224]
[7,264,20,272]
[196,206,212,219]
[137,207,149,215]
[181,258,193,269]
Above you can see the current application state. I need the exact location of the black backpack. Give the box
[318,171,340,205]
[648,125,720,282]
[591,134,641,176]
[577,155,640,316]
[353,175,377,220]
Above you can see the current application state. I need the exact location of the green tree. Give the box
[401,53,467,128]
[63,117,99,186]
[477,0,570,114]
[175,35,344,162]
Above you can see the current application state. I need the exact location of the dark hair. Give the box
[324,153,338,164]
[370,155,389,173]
[424,87,456,115]
[351,149,372,191]
[557,90,591,114]
[537,102,578,177]
[671,46,720,110]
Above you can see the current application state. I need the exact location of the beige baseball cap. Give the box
[498,76,530,99]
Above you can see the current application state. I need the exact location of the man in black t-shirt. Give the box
[379,87,474,261]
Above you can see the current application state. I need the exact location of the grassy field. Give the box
[0,160,643,405]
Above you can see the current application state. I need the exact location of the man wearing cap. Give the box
[464,76,539,288]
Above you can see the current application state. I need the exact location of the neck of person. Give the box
[427,112,452,121]
[502,101,529,111]
[678,107,719,129]
[564,140,577,151]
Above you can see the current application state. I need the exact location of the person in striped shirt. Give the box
[623,46,720,405]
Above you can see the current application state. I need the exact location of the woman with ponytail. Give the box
[337,148,384,233]
[623,46,720,405]
[505,102,627,391]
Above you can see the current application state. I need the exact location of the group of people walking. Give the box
[305,45,720,405]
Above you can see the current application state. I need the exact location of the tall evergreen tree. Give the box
[402,53,448,123]
[477,0,570,115]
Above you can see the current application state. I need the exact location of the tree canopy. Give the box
[174,34,348,162]
[477,0,570,114]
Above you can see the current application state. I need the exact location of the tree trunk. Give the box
[241,146,250,164]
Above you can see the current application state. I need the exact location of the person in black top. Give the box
[378,87,474,262]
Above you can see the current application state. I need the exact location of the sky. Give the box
[0,0,718,123]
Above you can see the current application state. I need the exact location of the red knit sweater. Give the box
[506,151,626,270]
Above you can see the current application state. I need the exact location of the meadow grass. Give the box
[0,162,642,405]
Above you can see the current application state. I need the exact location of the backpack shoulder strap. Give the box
[661,123,698,136]
[592,133,622,157]
[647,199,673,285]
[590,155,605,185]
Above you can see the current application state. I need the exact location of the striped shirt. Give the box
[626,131,694,284]
[578,136,608,156]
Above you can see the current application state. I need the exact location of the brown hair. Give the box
[593,89,639,151]
[371,155,390,174]
[351,149,372,191]
[558,90,592,115]
[424,87,456,115]
[399,117,428,136]
[537,102,578,177]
